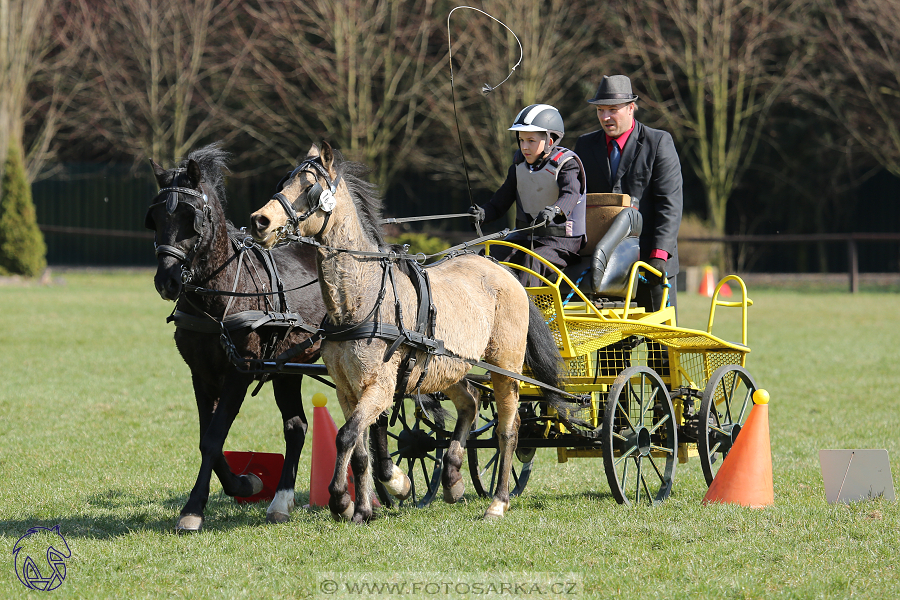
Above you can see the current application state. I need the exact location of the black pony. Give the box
[145,143,325,532]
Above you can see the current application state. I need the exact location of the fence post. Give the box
[847,238,859,293]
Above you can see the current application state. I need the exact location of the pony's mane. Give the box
[179,142,230,209]
[329,151,386,247]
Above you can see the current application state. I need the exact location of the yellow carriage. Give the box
[379,194,761,508]
[476,238,757,505]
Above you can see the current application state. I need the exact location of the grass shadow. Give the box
[0,487,297,540]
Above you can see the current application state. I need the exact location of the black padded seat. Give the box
[563,194,643,300]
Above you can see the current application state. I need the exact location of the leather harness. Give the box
[146,177,321,382]
[150,164,585,405]
[271,245,580,401]
[266,158,590,402]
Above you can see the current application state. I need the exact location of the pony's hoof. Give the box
[394,480,412,502]
[267,489,296,522]
[442,479,465,504]
[245,473,264,496]
[381,469,412,501]
[515,447,536,462]
[175,514,204,533]
[351,509,374,525]
[330,502,355,522]
[266,511,291,524]
[482,500,510,520]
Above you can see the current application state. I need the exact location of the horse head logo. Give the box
[12,525,71,591]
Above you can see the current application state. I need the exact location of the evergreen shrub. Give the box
[0,142,47,277]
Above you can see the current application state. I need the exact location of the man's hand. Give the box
[534,206,563,226]
[644,257,667,285]
[467,205,485,231]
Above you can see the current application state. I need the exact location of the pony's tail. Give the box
[524,300,564,396]
[524,301,592,429]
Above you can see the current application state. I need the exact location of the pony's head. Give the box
[145,143,229,300]
[250,141,350,248]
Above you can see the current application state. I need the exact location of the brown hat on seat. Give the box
[587,75,639,105]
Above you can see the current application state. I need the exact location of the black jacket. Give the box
[574,120,683,275]
[480,148,586,251]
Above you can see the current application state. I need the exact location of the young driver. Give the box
[468,104,586,286]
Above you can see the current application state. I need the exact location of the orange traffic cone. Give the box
[702,389,773,508]
[699,266,716,297]
[307,393,379,508]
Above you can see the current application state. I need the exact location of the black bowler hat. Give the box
[587,75,639,105]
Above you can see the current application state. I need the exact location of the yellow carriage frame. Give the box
[474,240,758,503]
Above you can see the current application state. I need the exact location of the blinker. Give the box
[193,205,209,235]
[303,181,336,214]
[166,192,179,215]
[308,182,323,205]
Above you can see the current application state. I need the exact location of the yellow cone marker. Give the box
[753,389,770,405]
[312,393,328,408]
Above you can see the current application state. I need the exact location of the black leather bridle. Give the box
[144,171,212,283]
[271,157,342,240]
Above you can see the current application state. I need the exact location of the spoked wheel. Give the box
[698,365,757,486]
[602,366,677,505]
[381,394,453,508]
[467,398,534,498]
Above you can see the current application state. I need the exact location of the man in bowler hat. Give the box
[574,75,683,312]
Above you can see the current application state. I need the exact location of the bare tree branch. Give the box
[419,0,605,196]
[80,0,250,164]
[239,0,443,187]
[613,0,815,234]
[811,0,900,177]
[1,0,87,183]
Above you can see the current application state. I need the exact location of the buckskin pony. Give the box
[145,142,325,532]
[248,142,568,523]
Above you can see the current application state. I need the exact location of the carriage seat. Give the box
[563,193,642,299]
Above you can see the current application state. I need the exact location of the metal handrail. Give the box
[706,275,753,347]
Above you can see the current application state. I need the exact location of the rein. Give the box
[183,236,317,299]
[266,243,588,404]
[281,215,551,264]
[380,213,472,225]
[184,277,319,298]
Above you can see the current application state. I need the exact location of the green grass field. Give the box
[1,271,898,599]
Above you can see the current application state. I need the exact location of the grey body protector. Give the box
[514,148,586,238]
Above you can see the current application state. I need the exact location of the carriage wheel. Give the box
[698,365,757,486]
[467,398,534,498]
[380,394,452,508]
[602,366,677,505]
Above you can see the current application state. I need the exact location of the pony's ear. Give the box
[150,159,167,187]
[306,142,320,159]
[186,159,203,189]
[319,140,335,175]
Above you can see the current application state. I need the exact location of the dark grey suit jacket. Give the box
[574,120,683,276]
